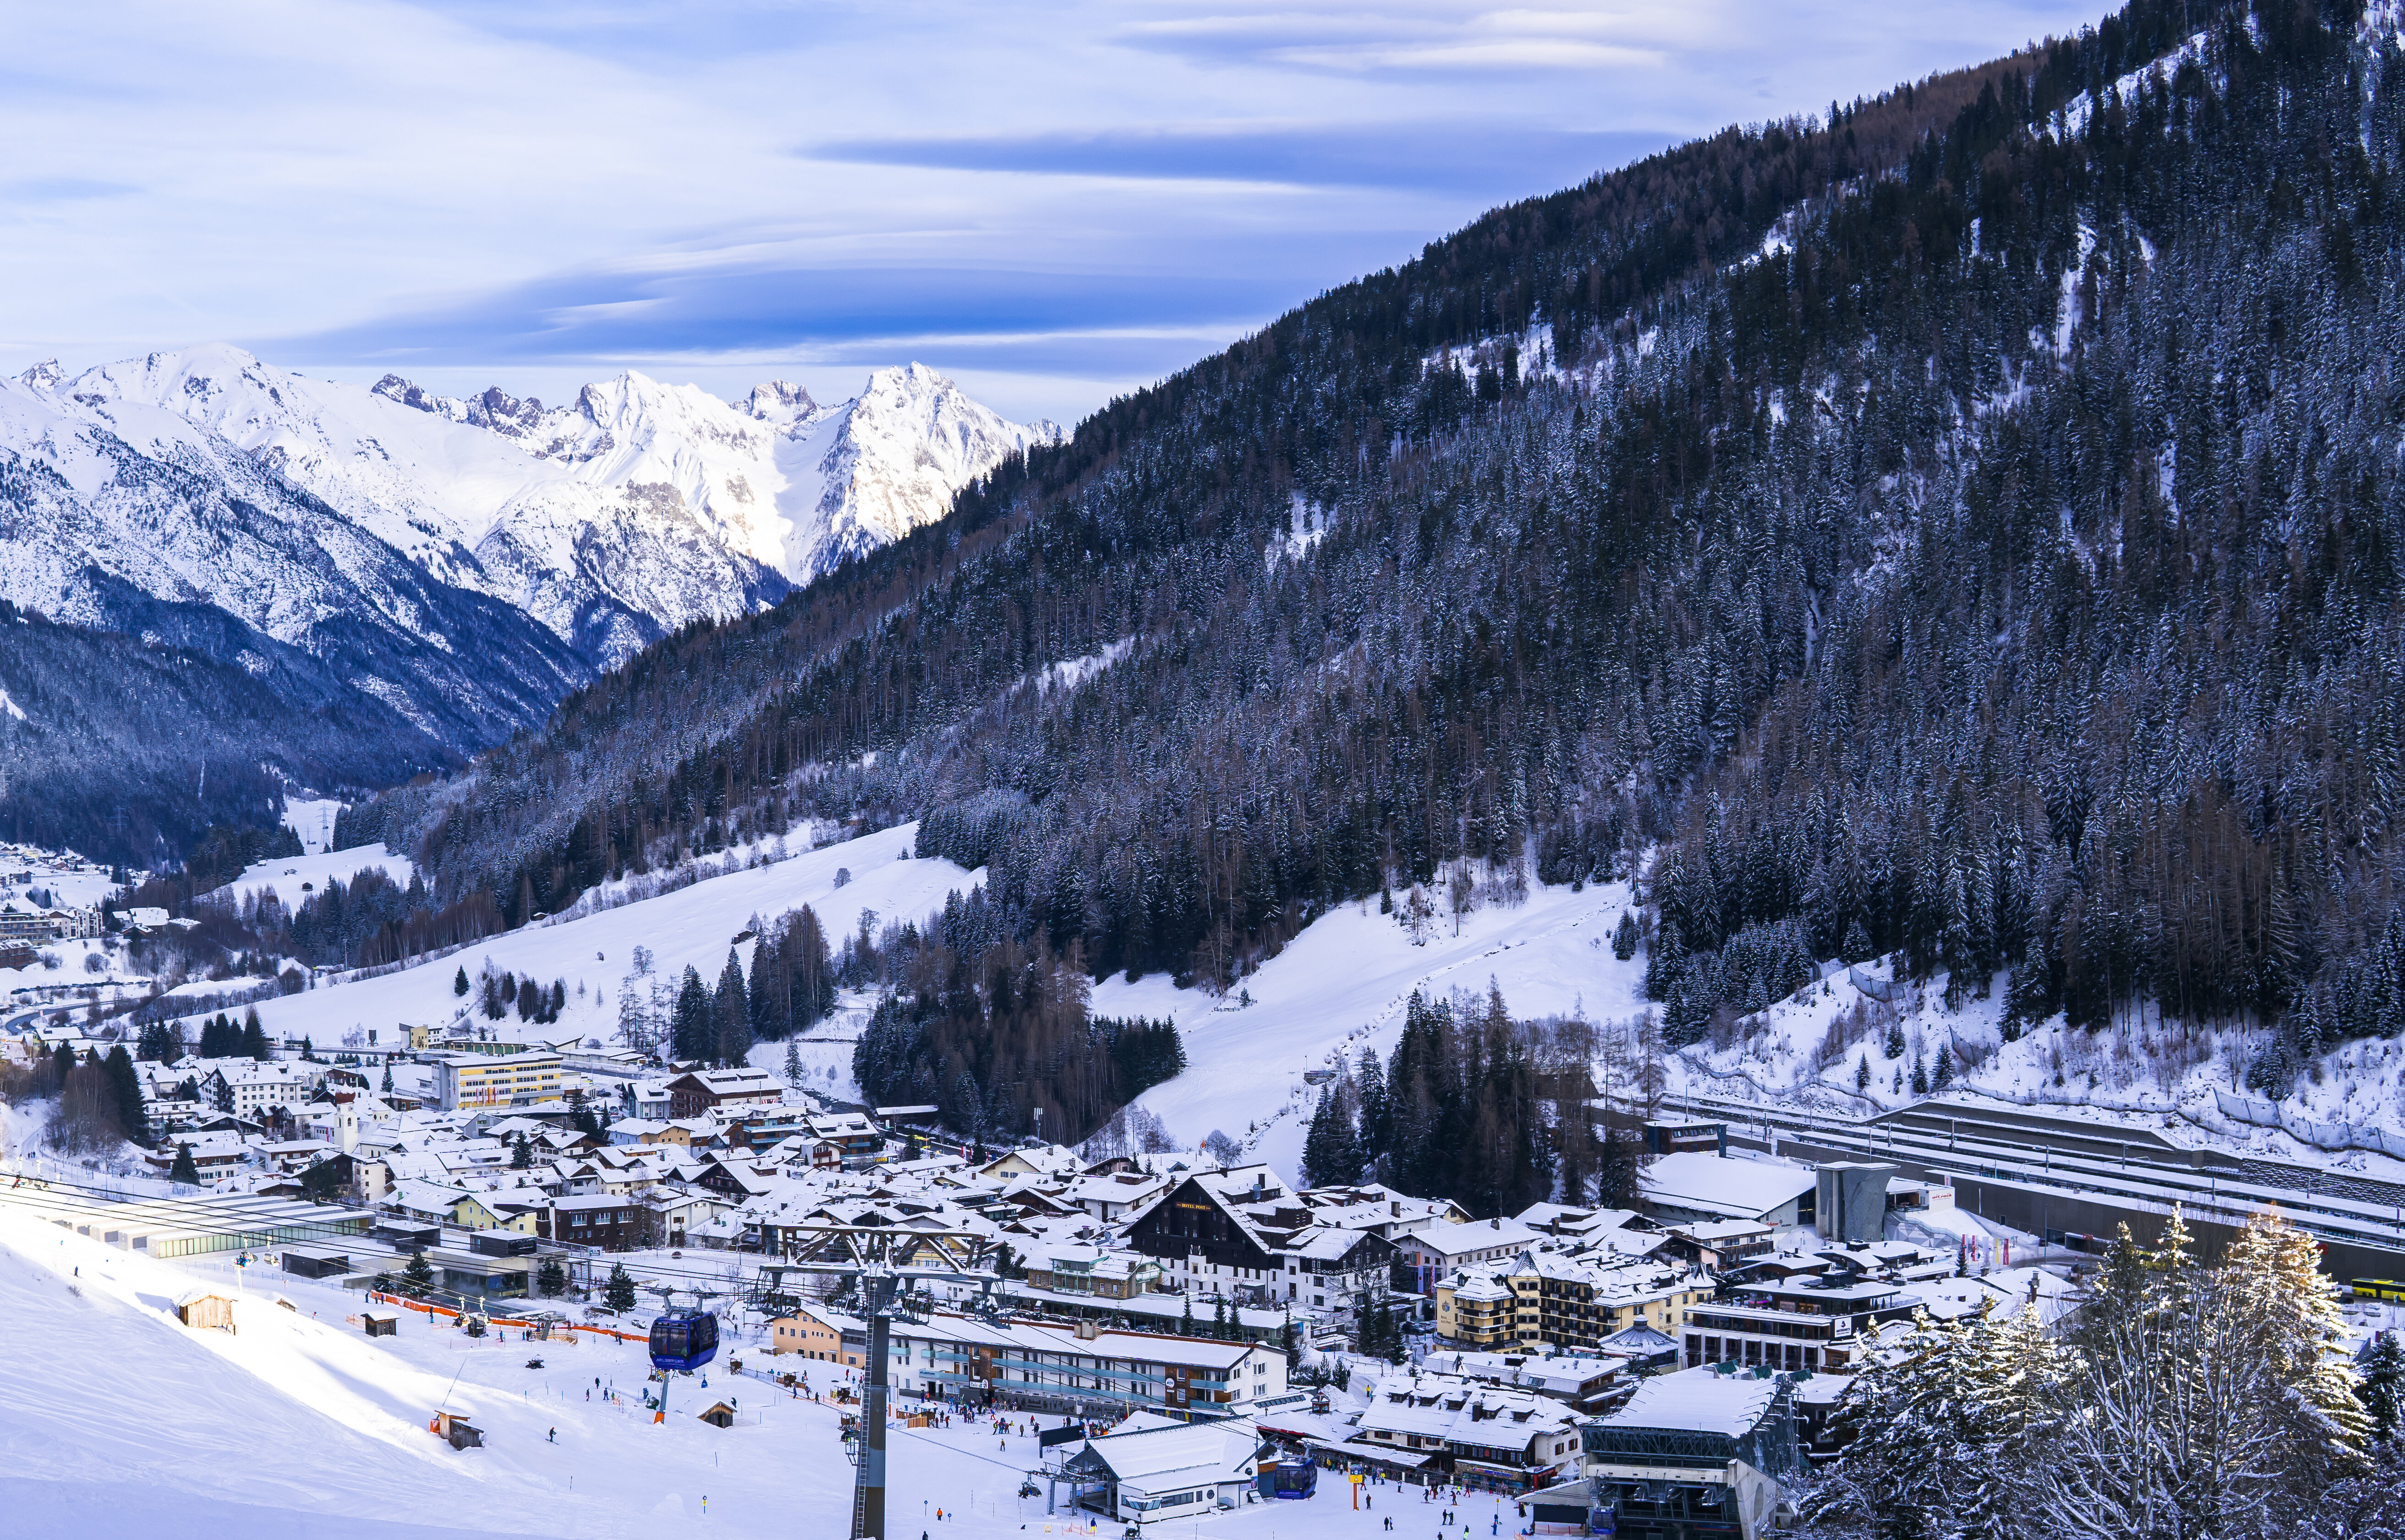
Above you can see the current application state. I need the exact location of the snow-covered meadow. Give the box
[1091,876,1652,1180]
[211,824,978,1074]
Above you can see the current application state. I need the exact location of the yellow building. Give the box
[432,1051,564,1110]
[1437,1255,1705,1352]
[769,1303,863,1367]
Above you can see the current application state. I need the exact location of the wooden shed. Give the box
[696,1401,737,1429]
[362,1310,400,1338]
[430,1410,483,1449]
[175,1289,237,1333]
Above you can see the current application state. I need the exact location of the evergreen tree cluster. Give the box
[648,905,837,1065]
[1809,1211,2386,1540]
[476,963,569,1025]
[193,1008,271,1061]
[850,890,1189,1144]
[1304,985,1611,1215]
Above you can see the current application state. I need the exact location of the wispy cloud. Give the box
[808,123,1674,195]
[1,0,2111,421]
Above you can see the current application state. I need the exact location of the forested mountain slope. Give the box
[351,0,2405,1138]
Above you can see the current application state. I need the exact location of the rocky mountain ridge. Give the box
[0,344,1050,860]
[40,344,1053,666]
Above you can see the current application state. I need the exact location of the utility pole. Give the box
[853,1271,895,1540]
[778,1225,997,1540]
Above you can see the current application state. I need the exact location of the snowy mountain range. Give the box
[0,344,1054,859]
[14,345,1055,667]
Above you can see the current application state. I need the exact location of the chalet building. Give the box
[664,1068,783,1119]
[1661,1219,1779,1273]
[1023,1245,1159,1300]
[1578,1367,1801,1540]
[1352,1370,1585,1493]
[804,1111,882,1161]
[1397,1218,1545,1294]
[768,1301,864,1367]
[200,1061,328,1118]
[881,1312,1289,1416]
[1123,1167,1396,1323]
[1435,1253,1706,1353]
[539,1194,640,1251]
[1060,1421,1263,1522]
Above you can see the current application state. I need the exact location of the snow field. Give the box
[206,840,417,912]
[222,824,978,1056]
[1092,878,1651,1181]
[281,797,349,856]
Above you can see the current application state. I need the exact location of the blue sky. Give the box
[1,0,2104,422]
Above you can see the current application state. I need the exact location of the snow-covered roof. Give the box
[1070,1420,1260,1486]
[1637,1152,1816,1220]
[1594,1369,1777,1439]
[1406,1217,1545,1257]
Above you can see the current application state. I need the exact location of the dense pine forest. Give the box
[319,0,2404,1141]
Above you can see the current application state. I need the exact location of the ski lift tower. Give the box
[772,1224,1001,1540]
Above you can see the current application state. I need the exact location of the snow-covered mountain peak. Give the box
[371,374,549,438]
[12,340,1056,668]
[774,361,1059,576]
[732,378,824,430]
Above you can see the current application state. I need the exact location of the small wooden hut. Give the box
[175,1289,237,1333]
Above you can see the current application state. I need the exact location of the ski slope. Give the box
[228,825,976,1054]
[1091,878,1651,1181]
[3,1206,1515,1540]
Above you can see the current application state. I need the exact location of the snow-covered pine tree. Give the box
[2360,1332,2405,1447]
[2031,1210,2371,1537]
[714,948,750,1066]
[1807,1300,2069,1539]
[671,966,710,1063]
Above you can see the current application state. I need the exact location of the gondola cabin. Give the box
[649,1308,720,1373]
[1264,1461,1317,1500]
